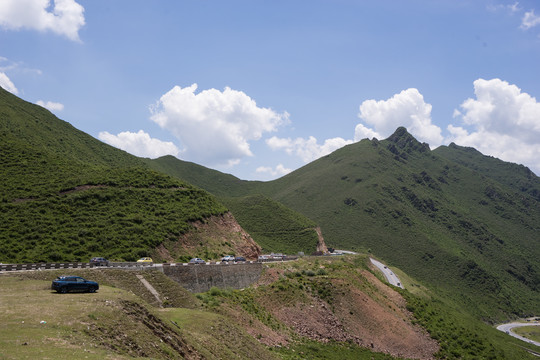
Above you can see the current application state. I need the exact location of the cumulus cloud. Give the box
[98,130,180,159]
[450,78,540,174]
[36,100,64,112]
[354,123,382,142]
[255,164,292,178]
[521,9,540,29]
[0,0,85,41]
[267,136,352,163]
[0,72,18,94]
[150,84,288,167]
[357,88,444,147]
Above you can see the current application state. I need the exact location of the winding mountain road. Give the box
[496,321,540,347]
[370,258,404,289]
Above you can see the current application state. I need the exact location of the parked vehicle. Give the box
[234,256,246,262]
[51,276,99,293]
[90,257,109,266]
[221,255,235,262]
[189,258,206,264]
[258,255,269,261]
[136,257,153,263]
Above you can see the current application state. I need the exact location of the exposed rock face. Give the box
[315,227,329,254]
[156,212,261,261]
[386,127,430,160]
[203,212,261,259]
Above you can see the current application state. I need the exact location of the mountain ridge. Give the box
[3,87,540,359]
[151,127,540,322]
[0,87,256,263]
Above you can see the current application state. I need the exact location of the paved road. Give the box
[370,258,404,289]
[496,321,540,347]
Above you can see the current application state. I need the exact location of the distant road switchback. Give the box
[370,258,404,289]
[496,321,540,347]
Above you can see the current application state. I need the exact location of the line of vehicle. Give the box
[0,259,293,273]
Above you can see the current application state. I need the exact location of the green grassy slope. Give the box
[259,128,540,321]
[434,143,540,201]
[152,126,540,321]
[0,269,277,360]
[2,258,538,359]
[144,155,262,197]
[146,156,322,254]
[0,87,227,263]
[221,194,319,254]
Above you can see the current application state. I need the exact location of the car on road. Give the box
[137,257,153,263]
[221,255,235,262]
[234,256,246,262]
[90,257,109,266]
[51,276,99,293]
[189,258,206,264]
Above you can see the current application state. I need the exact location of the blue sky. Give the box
[1,0,540,180]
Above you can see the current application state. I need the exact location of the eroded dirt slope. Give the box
[217,256,439,360]
[156,212,261,262]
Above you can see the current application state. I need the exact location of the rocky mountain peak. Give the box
[384,127,430,160]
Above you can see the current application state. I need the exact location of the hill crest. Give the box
[0,87,257,263]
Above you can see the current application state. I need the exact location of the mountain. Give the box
[144,155,260,197]
[152,127,540,322]
[0,87,256,263]
[145,156,322,255]
[434,142,540,201]
[2,86,539,358]
[219,194,320,255]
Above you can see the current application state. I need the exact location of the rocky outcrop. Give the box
[155,212,261,262]
[315,227,329,254]
[202,212,261,259]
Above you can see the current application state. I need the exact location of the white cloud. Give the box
[0,72,18,94]
[36,100,64,112]
[487,2,521,13]
[450,78,540,175]
[509,2,521,13]
[255,164,292,178]
[150,84,288,167]
[267,136,352,163]
[521,9,540,29]
[357,88,444,147]
[354,123,382,141]
[0,0,85,41]
[98,130,180,159]
[0,57,42,76]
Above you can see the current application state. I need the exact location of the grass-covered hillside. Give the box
[434,142,540,201]
[2,256,537,359]
[0,87,230,263]
[153,127,540,322]
[144,155,261,197]
[221,194,319,254]
[262,128,540,321]
[146,157,321,255]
